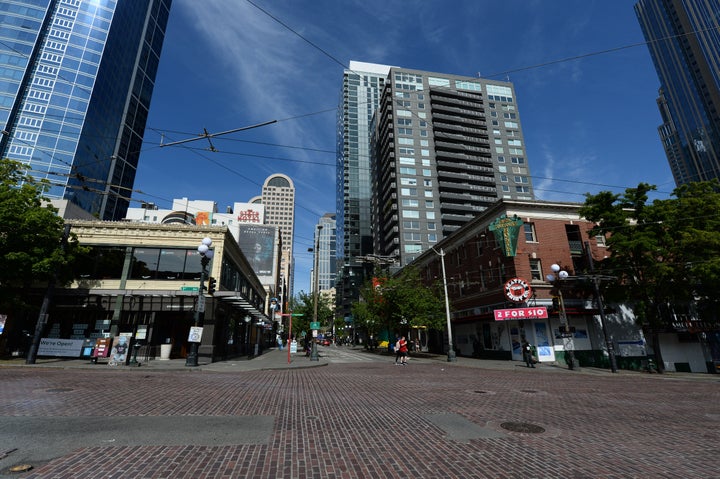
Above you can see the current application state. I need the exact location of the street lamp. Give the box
[186,237,213,367]
[244,315,251,358]
[309,224,323,361]
[546,263,575,370]
[433,247,456,362]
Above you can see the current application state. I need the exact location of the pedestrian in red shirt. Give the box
[398,336,409,365]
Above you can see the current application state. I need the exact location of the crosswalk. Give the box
[317,346,387,364]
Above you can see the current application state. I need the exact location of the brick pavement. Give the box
[1,348,719,478]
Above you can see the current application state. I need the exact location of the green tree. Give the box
[352,266,444,345]
[0,159,82,307]
[579,180,720,372]
[288,290,334,338]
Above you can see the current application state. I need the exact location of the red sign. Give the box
[494,307,548,321]
[504,277,532,302]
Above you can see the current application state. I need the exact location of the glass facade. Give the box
[0,0,172,220]
[336,62,390,318]
[635,0,720,185]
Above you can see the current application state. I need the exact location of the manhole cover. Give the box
[46,388,73,393]
[500,422,545,434]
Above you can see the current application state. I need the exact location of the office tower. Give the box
[260,174,296,297]
[336,61,392,318]
[635,0,720,185]
[0,0,172,220]
[314,213,337,292]
[371,67,534,266]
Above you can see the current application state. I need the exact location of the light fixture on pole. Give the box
[309,224,323,361]
[433,247,456,362]
[186,237,213,367]
[244,315,251,358]
[546,263,575,370]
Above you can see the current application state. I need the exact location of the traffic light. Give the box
[207,277,217,295]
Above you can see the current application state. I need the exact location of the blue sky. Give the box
[136,0,671,296]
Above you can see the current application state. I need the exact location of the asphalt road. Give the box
[1,347,719,478]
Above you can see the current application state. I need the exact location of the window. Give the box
[401,177,417,185]
[400,167,416,175]
[401,199,419,207]
[426,211,435,219]
[595,234,607,247]
[524,223,537,242]
[427,222,436,230]
[516,186,530,193]
[404,244,422,253]
[402,210,419,218]
[403,221,419,229]
[401,188,416,196]
[428,233,437,242]
[529,259,542,280]
[404,232,421,241]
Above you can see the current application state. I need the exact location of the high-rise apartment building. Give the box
[336,61,392,318]
[635,0,720,185]
[371,67,534,266]
[314,213,337,293]
[0,0,172,220]
[259,174,296,297]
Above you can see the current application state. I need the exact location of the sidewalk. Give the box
[0,347,329,372]
[2,346,717,380]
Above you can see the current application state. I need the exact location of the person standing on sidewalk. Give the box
[522,339,535,368]
[398,336,409,365]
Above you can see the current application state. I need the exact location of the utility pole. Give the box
[585,241,618,373]
[26,223,71,364]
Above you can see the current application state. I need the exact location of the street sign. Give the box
[181,286,199,291]
[310,321,320,329]
[188,326,203,343]
[292,313,304,317]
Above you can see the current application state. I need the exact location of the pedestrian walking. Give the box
[394,335,401,364]
[522,339,535,368]
[397,336,409,365]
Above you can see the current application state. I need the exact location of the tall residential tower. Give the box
[635,0,720,185]
[0,0,172,220]
[371,67,534,266]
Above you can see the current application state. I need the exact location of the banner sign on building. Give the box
[494,307,548,321]
[37,338,85,357]
[489,214,523,257]
[237,224,276,278]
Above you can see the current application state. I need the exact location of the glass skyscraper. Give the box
[635,0,720,185]
[0,0,172,220]
[336,61,391,319]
